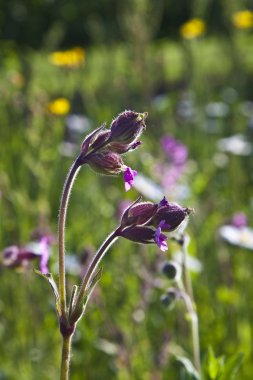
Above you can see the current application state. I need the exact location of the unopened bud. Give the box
[161,261,181,280]
[87,151,124,175]
[121,200,158,228]
[89,129,111,150]
[109,110,147,144]
[120,226,155,244]
[150,201,191,232]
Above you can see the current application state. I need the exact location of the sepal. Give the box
[69,268,103,325]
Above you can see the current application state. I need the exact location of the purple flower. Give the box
[154,220,168,252]
[2,235,53,273]
[161,136,188,166]
[123,166,138,191]
[230,213,248,229]
[39,236,51,274]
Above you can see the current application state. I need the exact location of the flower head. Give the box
[232,10,253,29]
[123,166,138,191]
[180,18,206,39]
[48,98,70,115]
[230,213,248,229]
[49,47,85,68]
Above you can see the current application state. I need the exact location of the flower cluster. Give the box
[78,110,147,191]
[118,196,192,251]
[156,135,188,190]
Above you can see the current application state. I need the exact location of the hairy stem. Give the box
[60,334,72,380]
[71,229,119,321]
[58,158,81,313]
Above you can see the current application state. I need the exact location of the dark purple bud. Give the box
[121,199,158,228]
[161,261,180,280]
[80,124,106,157]
[109,110,147,144]
[150,198,192,232]
[89,129,111,150]
[87,151,124,175]
[120,226,155,244]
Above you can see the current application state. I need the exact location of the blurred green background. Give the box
[1,0,253,379]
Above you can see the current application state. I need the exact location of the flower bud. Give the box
[80,124,107,157]
[87,151,124,175]
[120,226,155,244]
[121,200,158,228]
[150,201,191,232]
[161,261,181,280]
[89,129,111,150]
[109,110,147,144]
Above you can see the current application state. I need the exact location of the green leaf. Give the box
[206,347,224,380]
[35,270,62,317]
[218,352,244,380]
[176,356,200,380]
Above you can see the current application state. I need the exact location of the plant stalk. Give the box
[60,334,72,380]
[58,158,81,314]
[180,239,201,374]
[71,229,119,320]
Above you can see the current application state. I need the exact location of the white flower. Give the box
[217,134,252,156]
[219,225,253,250]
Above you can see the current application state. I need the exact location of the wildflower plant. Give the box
[37,110,193,380]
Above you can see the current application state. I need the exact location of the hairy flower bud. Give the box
[120,226,155,244]
[89,129,111,150]
[109,110,147,144]
[150,201,191,232]
[120,199,158,228]
[87,151,124,175]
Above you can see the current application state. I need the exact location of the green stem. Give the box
[58,158,81,313]
[71,229,119,322]
[60,334,72,380]
[180,239,201,374]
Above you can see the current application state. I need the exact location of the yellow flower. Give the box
[180,18,206,39]
[49,47,85,68]
[47,98,70,115]
[232,10,253,29]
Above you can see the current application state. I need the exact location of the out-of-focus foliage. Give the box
[1,1,253,379]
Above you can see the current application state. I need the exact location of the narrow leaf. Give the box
[35,270,62,317]
[218,352,244,380]
[176,356,200,380]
